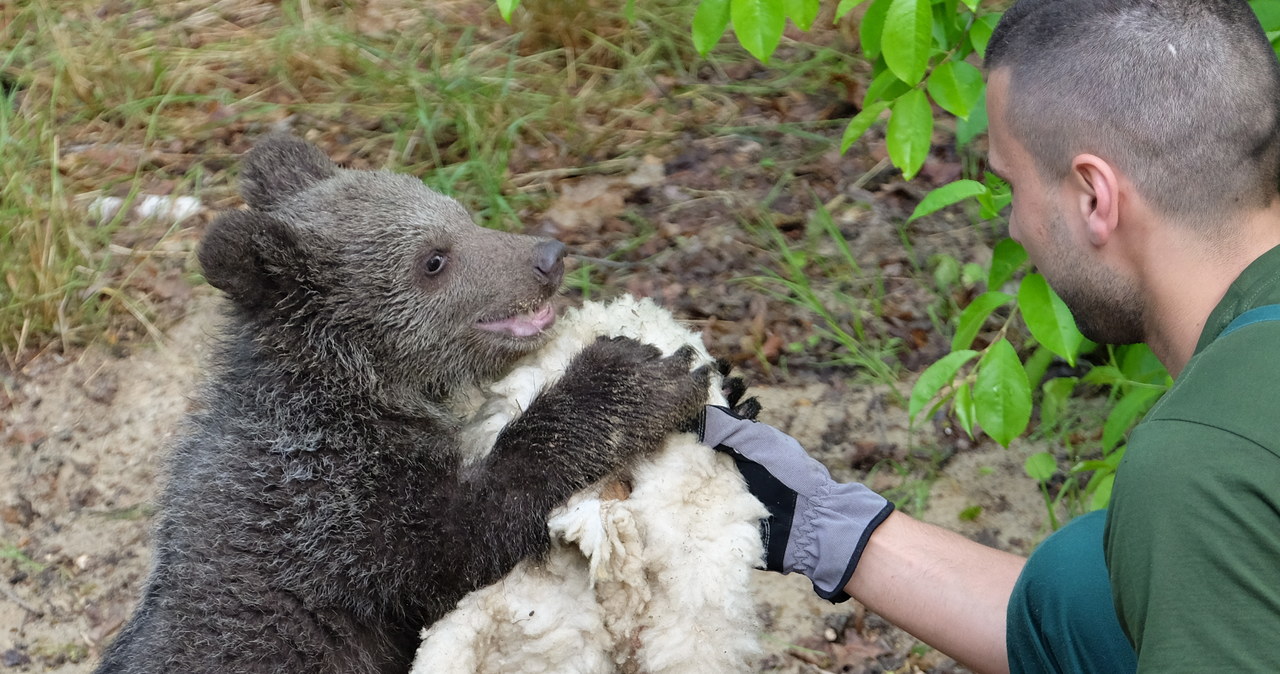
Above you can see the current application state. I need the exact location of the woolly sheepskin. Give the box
[411,296,769,673]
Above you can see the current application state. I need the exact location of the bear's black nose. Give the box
[534,240,566,285]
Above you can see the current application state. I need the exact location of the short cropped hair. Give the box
[986,0,1280,220]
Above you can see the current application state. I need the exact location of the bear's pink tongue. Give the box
[476,303,556,337]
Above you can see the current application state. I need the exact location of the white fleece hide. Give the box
[411,296,768,674]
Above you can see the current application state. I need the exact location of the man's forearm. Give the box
[845,510,1025,674]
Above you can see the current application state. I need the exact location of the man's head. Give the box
[987,0,1280,220]
[984,0,1280,343]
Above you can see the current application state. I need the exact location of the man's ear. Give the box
[198,209,312,312]
[239,134,338,210]
[1070,154,1121,246]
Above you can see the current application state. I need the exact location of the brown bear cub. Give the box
[93,135,709,673]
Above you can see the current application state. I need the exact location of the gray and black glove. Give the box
[698,405,894,602]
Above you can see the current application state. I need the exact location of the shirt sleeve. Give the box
[1105,419,1280,672]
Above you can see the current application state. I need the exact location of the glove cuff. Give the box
[789,482,894,602]
[816,499,894,602]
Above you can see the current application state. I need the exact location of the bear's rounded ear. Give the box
[239,134,338,210]
[198,209,309,312]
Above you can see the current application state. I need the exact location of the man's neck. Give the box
[1142,200,1280,377]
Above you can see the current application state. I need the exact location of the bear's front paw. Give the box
[565,337,710,449]
[678,362,762,434]
[639,343,712,426]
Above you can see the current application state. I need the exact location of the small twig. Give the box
[1,584,44,618]
[508,157,640,187]
[851,156,893,191]
[96,286,169,347]
[107,244,191,258]
[569,254,639,270]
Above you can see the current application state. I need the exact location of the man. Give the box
[699,1,1280,672]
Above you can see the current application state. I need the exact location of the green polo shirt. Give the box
[1104,244,1280,671]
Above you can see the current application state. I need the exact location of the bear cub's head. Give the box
[198,134,566,410]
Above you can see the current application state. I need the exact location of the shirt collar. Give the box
[1194,243,1280,354]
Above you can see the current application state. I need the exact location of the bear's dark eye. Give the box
[422,251,447,276]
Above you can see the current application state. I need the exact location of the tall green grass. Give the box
[742,200,904,388]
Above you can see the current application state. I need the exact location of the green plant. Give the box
[906,234,1176,518]
[1,541,46,574]
[740,201,904,387]
[909,237,1085,445]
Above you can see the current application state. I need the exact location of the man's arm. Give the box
[846,510,1024,674]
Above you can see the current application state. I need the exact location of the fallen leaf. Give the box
[828,632,891,666]
[625,155,665,188]
[543,176,628,231]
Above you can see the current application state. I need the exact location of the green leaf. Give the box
[932,0,963,48]
[497,0,521,22]
[882,0,932,85]
[1090,472,1115,510]
[862,66,911,106]
[1104,444,1126,465]
[692,0,732,55]
[1076,447,1125,475]
[1081,364,1125,388]
[1117,343,1170,386]
[955,89,988,147]
[926,60,983,120]
[961,262,985,287]
[1083,446,1124,509]
[1018,273,1086,366]
[1022,344,1054,394]
[1024,452,1057,482]
[933,254,961,289]
[841,100,890,153]
[973,338,1032,447]
[909,179,987,222]
[909,349,979,422]
[860,0,894,60]
[969,12,999,56]
[951,290,1013,351]
[785,0,821,30]
[886,88,933,180]
[987,237,1027,290]
[977,171,1011,218]
[953,382,976,437]
[1075,460,1112,473]
[731,0,787,62]
[958,504,983,521]
[1251,0,1280,31]
[1040,376,1078,430]
[959,0,979,11]
[1102,387,1163,451]
[835,0,873,21]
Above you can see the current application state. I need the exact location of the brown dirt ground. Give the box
[1,291,1054,674]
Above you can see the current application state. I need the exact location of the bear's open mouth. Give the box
[475,302,557,338]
